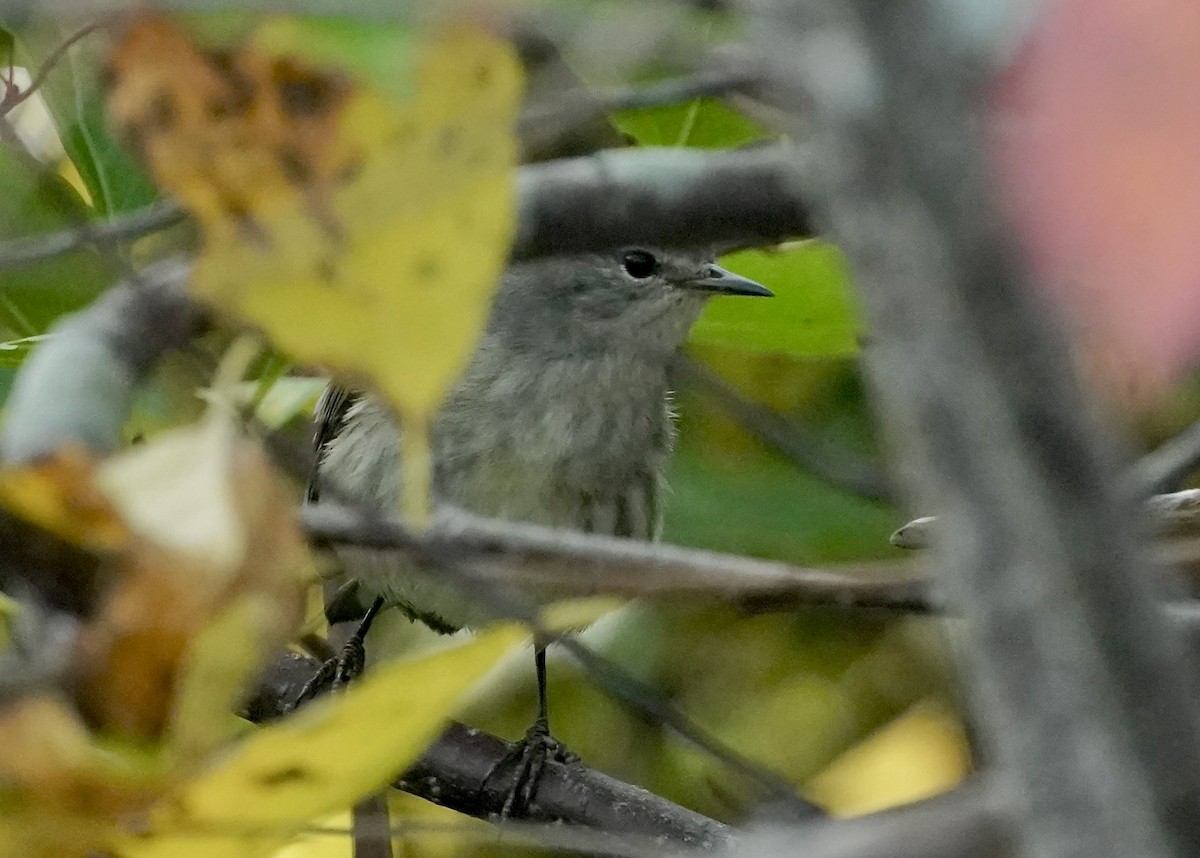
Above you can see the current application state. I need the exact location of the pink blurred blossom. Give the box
[991,0,1200,396]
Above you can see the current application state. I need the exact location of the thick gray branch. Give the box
[0,256,206,461]
[0,146,812,284]
[749,1,1200,857]
[512,146,812,260]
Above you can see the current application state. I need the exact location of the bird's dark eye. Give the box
[621,250,658,279]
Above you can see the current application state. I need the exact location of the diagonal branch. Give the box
[518,63,762,160]
[675,357,891,502]
[0,200,187,271]
[736,776,1011,858]
[1132,420,1200,498]
[0,20,100,115]
[244,648,734,847]
[302,502,928,611]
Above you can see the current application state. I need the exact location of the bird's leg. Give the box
[488,638,580,819]
[289,596,385,712]
[524,643,581,763]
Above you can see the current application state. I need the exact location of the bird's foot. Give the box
[487,717,580,819]
[289,597,384,712]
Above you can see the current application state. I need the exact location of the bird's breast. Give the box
[434,353,675,537]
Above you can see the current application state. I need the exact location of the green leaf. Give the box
[0,27,14,67]
[0,146,118,333]
[666,354,890,562]
[232,375,325,430]
[690,242,862,358]
[16,25,157,214]
[614,97,768,149]
[663,433,895,564]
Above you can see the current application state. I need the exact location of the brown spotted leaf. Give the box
[105,15,522,523]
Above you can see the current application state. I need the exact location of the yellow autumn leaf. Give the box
[540,596,625,632]
[121,626,527,858]
[105,15,521,524]
[0,695,169,858]
[270,811,353,858]
[806,699,971,817]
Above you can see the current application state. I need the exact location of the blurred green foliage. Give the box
[17,25,157,214]
[615,97,767,149]
[0,145,117,333]
[700,243,863,359]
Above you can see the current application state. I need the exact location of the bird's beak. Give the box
[685,264,773,297]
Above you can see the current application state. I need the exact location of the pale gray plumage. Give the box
[316,247,769,630]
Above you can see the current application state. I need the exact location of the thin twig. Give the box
[676,356,891,502]
[0,21,101,116]
[0,200,187,271]
[301,502,928,611]
[1132,420,1200,498]
[892,489,1200,550]
[518,65,761,158]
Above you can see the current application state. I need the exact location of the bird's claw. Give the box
[488,717,579,819]
[288,597,383,713]
[289,635,365,711]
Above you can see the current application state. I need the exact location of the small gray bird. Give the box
[314,246,770,631]
[308,246,769,810]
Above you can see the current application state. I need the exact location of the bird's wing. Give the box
[584,470,662,542]
[306,383,360,504]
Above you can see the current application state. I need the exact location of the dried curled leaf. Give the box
[105,15,522,522]
[0,448,127,618]
[93,413,311,742]
[0,417,310,856]
[0,447,128,555]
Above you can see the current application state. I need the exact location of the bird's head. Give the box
[492,247,771,358]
